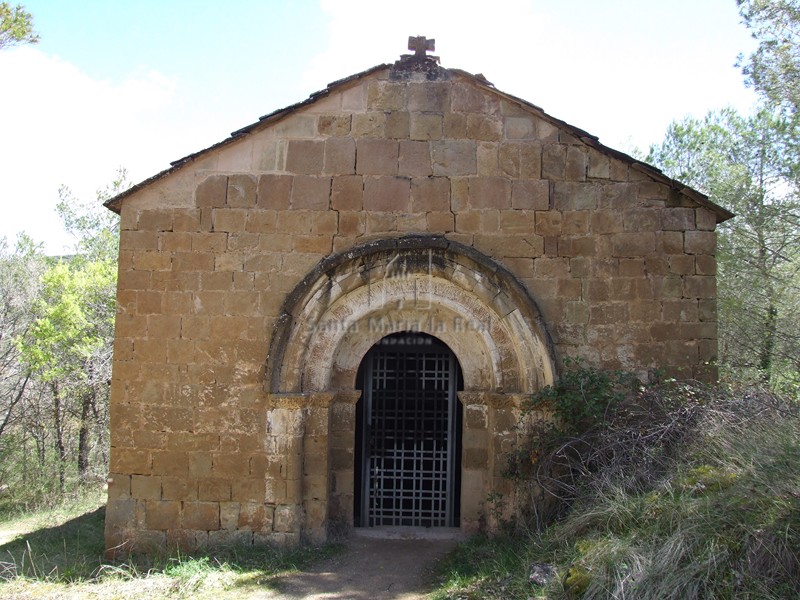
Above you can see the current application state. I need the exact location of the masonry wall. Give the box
[105,65,719,553]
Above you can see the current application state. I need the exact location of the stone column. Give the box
[458,391,490,532]
[266,394,306,546]
[458,391,528,533]
[486,392,528,527]
[302,392,335,544]
[328,390,361,536]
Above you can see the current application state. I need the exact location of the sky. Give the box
[0,0,759,254]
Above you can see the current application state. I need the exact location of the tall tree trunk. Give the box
[77,390,91,484]
[0,372,29,438]
[760,302,778,384]
[51,381,66,492]
[89,381,108,469]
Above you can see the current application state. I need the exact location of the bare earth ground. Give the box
[0,524,461,600]
[260,534,459,600]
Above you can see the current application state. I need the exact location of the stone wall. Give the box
[104,57,723,555]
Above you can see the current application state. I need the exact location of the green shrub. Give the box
[525,358,638,436]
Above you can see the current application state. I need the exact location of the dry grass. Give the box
[434,383,800,599]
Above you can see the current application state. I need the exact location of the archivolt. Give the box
[266,235,555,394]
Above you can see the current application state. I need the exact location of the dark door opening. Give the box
[355,332,462,527]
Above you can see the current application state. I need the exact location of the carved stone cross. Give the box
[408,36,435,57]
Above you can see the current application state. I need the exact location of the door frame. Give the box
[356,332,462,527]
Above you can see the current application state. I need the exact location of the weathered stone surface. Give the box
[408,82,449,112]
[196,176,227,208]
[183,502,220,530]
[511,180,548,210]
[412,177,450,212]
[398,140,432,177]
[324,138,356,174]
[146,501,180,530]
[684,231,716,255]
[367,80,405,110]
[330,175,363,211]
[363,176,411,212]
[318,114,351,137]
[286,140,324,175]
[257,175,291,210]
[291,177,331,210]
[410,113,443,140]
[432,141,477,176]
[356,139,399,175]
[468,177,511,209]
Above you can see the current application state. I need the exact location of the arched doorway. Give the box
[264,235,557,539]
[354,332,462,528]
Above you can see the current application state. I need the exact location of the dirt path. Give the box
[260,533,460,600]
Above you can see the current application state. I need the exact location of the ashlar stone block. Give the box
[363,176,411,212]
[227,175,257,207]
[432,141,477,176]
[468,177,510,209]
[356,139,399,175]
[410,113,443,140]
[411,177,450,212]
[511,180,548,210]
[398,140,432,177]
[291,177,331,210]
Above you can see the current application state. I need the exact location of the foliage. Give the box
[0,2,37,50]
[0,236,46,498]
[738,0,800,116]
[525,358,637,436]
[56,168,126,262]
[0,172,124,507]
[505,362,639,529]
[434,385,800,599]
[648,107,800,389]
[20,261,114,381]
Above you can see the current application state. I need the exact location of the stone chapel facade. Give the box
[103,44,731,554]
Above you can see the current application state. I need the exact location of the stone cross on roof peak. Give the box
[408,35,435,57]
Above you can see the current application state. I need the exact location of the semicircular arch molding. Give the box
[266,235,556,394]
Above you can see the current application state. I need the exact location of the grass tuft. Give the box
[434,384,800,599]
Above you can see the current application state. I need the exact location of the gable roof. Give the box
[104,59,734,223]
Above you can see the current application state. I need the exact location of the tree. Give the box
[18,259,116,487]
[0,2,38,50]
[0,235,45,493]
[0,172,125,500]
[56,168,127,262]
[649,107,800,388]
[15,173,125,487]
[738,0,800,116]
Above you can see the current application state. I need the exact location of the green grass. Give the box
[0,490,341,598]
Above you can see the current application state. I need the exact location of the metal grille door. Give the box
[361,334,458,527]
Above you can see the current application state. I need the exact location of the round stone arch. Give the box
[264,235,557,538]
[266,235,556,395]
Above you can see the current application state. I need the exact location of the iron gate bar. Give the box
[361,334,457,527]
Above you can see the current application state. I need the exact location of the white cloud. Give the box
[0,47,179,253]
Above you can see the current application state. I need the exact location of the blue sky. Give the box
[1,0,757,253]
